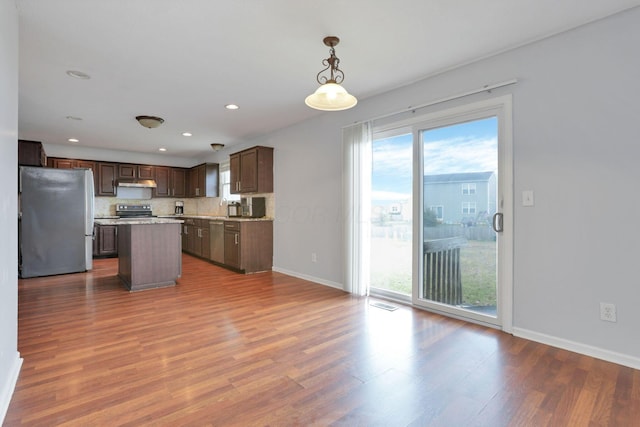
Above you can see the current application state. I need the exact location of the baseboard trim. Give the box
[513,327,640,370]
[271,266,344,291]
[0,352,22,424]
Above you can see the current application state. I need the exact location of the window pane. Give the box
[370,133,412,297]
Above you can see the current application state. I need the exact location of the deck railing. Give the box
[423,236,467,305]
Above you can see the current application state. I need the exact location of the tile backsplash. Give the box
[95,194,275,218]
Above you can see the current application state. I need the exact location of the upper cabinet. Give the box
[188,163,219,197]
[48,158,96,171]
[47,157,221,199]
[230,146,273,194]
[18,140,46,167]
[96,163,117,196]
[118,164,154,180]
[154,166,187,198]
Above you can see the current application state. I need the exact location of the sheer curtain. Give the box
[343,122,372,296]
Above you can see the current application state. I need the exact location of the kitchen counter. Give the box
[113,221,182,291]
[95,218,184,225]
[157,215,274,222]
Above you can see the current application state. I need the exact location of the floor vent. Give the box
[370,302,399,311]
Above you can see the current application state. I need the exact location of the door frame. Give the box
[405,95,513,332]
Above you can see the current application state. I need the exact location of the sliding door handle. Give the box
[492,213,504,233]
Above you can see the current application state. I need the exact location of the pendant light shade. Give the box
[305,82,357,111]
[305,36,357,111]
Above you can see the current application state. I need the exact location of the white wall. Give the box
[0,0,22,422]
[264,7,640,365]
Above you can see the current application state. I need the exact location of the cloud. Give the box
[372,116,498,190]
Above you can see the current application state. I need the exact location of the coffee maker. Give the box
[174,200,184,215]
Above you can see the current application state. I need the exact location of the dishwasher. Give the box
[209,221,225,264]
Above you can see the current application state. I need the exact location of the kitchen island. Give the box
[94,218,184,291]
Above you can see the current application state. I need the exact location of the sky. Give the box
[372,116,497,201]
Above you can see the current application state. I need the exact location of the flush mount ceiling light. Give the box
[66,70,91,79]
[225,104,239,110]
[305,36,357,111]
[210,143,225,151]
[135,115,164,129]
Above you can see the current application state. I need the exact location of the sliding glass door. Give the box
[367,95,513,329]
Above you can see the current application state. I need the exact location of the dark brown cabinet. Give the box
[49,158,96,170]
[188,163,219,197]
[47,156,218,199]
[223,220,273,273]
[154,167,187,198]
[93,224,118,257]
[96,162,117,196]
[19,140,46,166]
[47,157,98,193]
[230,146,273,194]
[182,218,209,258]
[118,164,154,180]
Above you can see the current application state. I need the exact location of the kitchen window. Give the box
[219,161,240,203]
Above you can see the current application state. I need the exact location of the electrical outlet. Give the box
[600,302,617,322]
[311,253,317,263]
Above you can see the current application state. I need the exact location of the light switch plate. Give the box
[522,190,534,207]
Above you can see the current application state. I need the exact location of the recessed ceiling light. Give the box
[66,70,91,79]
[159,148,167,152]
[65,115,83,121]
[225,104,239,110]
[182,132,192,137]
[68,138,79,143]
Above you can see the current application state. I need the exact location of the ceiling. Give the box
[16,0,640,159]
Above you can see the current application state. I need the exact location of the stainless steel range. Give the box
[116,204,155,219]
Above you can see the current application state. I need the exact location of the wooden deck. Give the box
[6,255,640,426]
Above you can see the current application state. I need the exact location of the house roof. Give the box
[424,171,494,184]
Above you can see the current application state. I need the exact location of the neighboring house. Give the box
[371,198,412,223]
[424,172,496,225]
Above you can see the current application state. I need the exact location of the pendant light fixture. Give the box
[305,36,357,111]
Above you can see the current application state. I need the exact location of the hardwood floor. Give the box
[6,255,640,426]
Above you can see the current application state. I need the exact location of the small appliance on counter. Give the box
[175,200,184,215]
[227,201,241,217]
[241,196,266,218]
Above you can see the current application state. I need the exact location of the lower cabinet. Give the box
[93,224,118,257]
[181,218,209,259]
[181,217,273,273]
[223,220,273,273]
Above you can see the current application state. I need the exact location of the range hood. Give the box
[116,178,157,188]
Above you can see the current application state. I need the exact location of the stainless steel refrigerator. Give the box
[19,166,95,278]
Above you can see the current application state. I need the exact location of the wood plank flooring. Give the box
[6,255,640,426]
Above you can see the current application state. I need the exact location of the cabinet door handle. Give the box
[234,234,238,245]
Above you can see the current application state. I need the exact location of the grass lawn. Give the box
[370,238,496,307]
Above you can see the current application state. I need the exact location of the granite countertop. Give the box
[94,218,185,225]
[158,215,274,222]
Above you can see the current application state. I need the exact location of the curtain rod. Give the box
[348,78,518,126]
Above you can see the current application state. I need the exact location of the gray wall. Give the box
[0,0,20,421]
[265,8,640,362]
